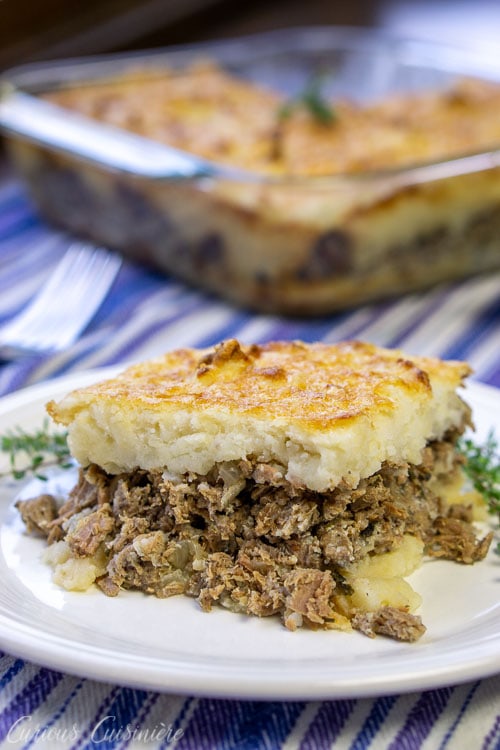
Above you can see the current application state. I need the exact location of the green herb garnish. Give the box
[0,420,72,480]
[458,429,500,552]
[278,75,336,126]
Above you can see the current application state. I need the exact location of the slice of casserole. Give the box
[17,340,492,641]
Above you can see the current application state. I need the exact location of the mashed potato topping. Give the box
[47,339,471,492]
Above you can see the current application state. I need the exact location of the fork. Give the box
[0,242,122,359]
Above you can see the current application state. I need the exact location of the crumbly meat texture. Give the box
[46,339,472,492]
[351,607,426,641]
[17,438,492,642]
[15,494,58,536]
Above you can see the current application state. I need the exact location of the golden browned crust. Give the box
[46,340,472,491]
[45,64,500,175]
[48,339,469,429]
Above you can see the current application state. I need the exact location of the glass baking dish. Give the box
[1,26,500,315]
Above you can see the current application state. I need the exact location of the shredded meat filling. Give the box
[351,607,426,642]
[16,437,492,642]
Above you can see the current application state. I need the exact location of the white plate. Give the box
[0,370,499,700]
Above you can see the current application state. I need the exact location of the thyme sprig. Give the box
[278,75,336,126]
[458,429,500,553]
[0,420,72,481]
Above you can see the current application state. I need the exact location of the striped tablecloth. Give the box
[0,173,499,749]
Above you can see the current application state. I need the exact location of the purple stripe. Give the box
[482,362,500,389]
[271,302,391,345]
[441,297,500,363]
[96,296,206,365]
[159,697,194,750]
[23,679,83,750]
[0,659,25,691]
[389,287,451,348]
[388,687,454,750]
[0,357,45,398]
[71,686,120,750]
[0,199,35,228]
[86,274,183,331]
[0,261,42,298]
[482,714,500,750]
[299,700,356,750]
[334,300,397,342]
[263,312,351,346]
[121,691,159,747]
[39,289,204,380]
[92,260,172,316]
[350,696,398,749]
[77,687,150,750]
[438,682,480,749]
[0,193,30,216]
[0,226,55,268]
[0,220,45,250]
[0,216,39,244]
[3,229,67,261]
[0,667,64,741]
[195,310,253,348]
[87,271,175,328]
[175,699,305,750]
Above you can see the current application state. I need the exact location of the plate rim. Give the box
[0,370,499,700]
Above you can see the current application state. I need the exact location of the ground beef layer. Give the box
[17,439,492,642]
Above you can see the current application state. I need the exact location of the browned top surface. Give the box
[44,63,500,175]
[48,339,470,429]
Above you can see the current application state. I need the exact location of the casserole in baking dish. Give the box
[1,28,500,314]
